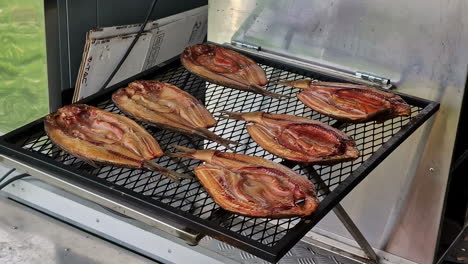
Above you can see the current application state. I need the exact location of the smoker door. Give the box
[44,0,207,111]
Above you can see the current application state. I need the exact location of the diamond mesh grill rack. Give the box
[0,52,439,263]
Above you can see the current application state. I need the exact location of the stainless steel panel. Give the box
[0,163,418,264]
[0,196,153,264]
[0,170,358,264]
[208,1,468,263]
[0,155,202,245]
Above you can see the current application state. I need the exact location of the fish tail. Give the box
[217,111,246,121]
[194,128,239,151]
[250,84,292,99]
[167,145,198,159]
[143,160,193,183]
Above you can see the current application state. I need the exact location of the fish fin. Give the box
[167,156,194,176]
[192,127,239,151]
[249,84,292,99]
[83,158,100,168]
[216,111,246,121]
[142,160,193,184]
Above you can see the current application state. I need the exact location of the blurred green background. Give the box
[0,0,48,134]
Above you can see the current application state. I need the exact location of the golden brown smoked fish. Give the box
[181,43,288,99]
[169,146,319,218]
[280,80,411,123]
[112,81,237,149]
[219,111,359,163]
[44,104,189,183]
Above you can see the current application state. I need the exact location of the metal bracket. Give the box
[279,158,379,263]
[436,223,468,263]
[304,165,380,264]
[355,72,391,87]
[231,40,261,51]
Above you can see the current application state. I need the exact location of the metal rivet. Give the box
[12,226,18,230]
[461,248,466,252]
[65,248,70,252]
[429,168,435,172]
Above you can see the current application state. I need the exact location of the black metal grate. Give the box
[0,56,439,263]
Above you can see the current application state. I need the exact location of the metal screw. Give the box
[65,248,70,252]
[12,226,18,230]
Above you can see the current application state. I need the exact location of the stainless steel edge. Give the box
[0,154,203,245]
[223,44,392,89]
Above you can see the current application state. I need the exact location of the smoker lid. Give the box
[208,1,398,88]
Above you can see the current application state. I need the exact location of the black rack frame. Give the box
[0,52,439,263]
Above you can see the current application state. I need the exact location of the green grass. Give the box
[0,0,48,133]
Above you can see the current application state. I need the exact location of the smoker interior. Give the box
[0,54,439,262]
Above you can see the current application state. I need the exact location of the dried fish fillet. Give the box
[280,80,411,123]
[181,43,288,99]
[112,81,237,149]
[220,111,359,163]
[44,104,189,183]
[169,146,319,218]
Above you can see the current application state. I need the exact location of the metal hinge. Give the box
[355,72,391,86]
[231,41,261,51]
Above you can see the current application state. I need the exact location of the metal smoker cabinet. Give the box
[1,0,467,264]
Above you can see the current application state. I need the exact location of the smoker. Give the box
[1,0,467,263]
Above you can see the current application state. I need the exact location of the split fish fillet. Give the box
[181,43,288,99]
[219,111,359,163]
[112,80,237,149]
[169,146,320,218]
[280,80,411,123]
[44,104,189,183]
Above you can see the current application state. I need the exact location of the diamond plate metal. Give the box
[200,236,358,264]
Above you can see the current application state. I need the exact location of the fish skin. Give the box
[220,111,359,164]
[44,104,185,182]
[181,43,288,99]
[112,81,237,149]
[280,80,411,123]
[168,145,319,218]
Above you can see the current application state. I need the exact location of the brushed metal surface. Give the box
[0,172,234,264]
[0,196,153,264]
[0,155,203,245]
[208,1,468,263]
[0,164,359,264]
[0,164,416,264]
